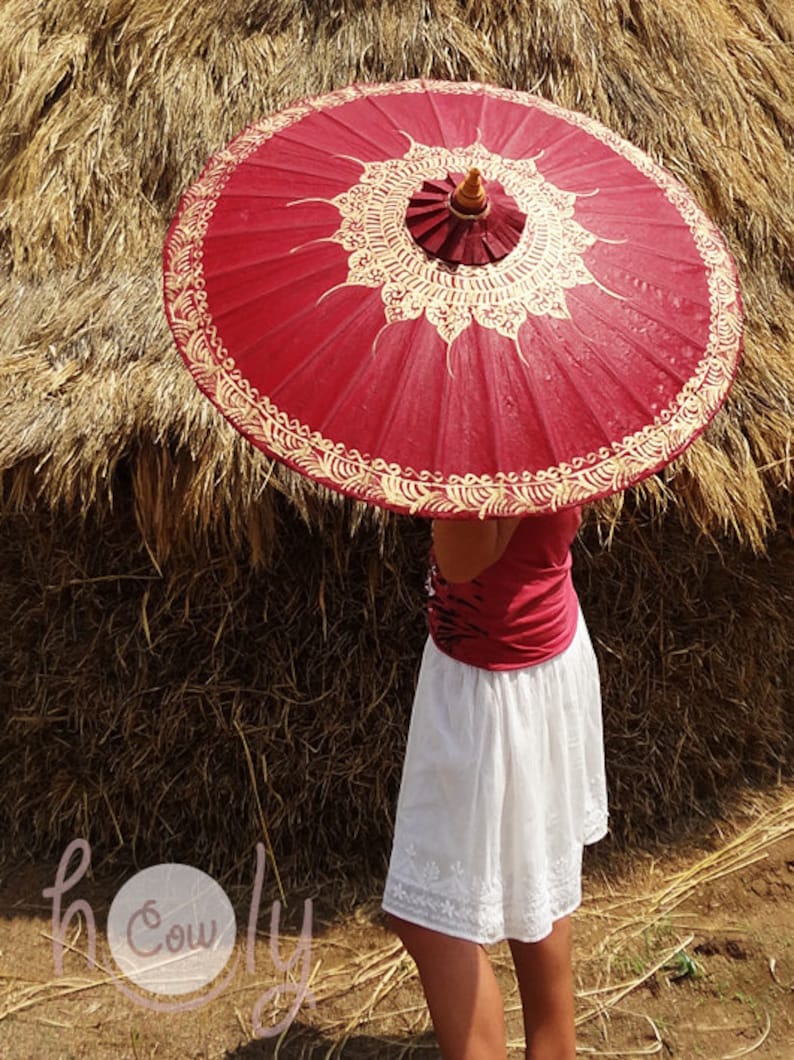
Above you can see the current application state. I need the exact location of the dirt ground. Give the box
[1,784,792,1059]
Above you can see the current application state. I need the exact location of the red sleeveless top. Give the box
[426,507,582,670]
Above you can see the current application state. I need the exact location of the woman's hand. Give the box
[431,517,521,583]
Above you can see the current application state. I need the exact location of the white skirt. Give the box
[381,608,608,944]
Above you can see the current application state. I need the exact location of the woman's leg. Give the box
[386,913,507,1059]
[508,915,576,1060]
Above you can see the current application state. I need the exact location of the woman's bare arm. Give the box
[431,517,522,583]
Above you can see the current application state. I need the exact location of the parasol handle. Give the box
[450,167,489,217]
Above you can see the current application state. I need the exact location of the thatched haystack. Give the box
[1,1,792,889]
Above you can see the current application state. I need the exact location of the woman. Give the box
[381,510,608,1059]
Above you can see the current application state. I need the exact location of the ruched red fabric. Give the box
[427,507,582,670]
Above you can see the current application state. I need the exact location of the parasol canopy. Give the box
[163,79,743,517]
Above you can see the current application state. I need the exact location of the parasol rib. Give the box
[266,291,387,405]
[360,91,425,148]
[510,332,571,471]
[207,258,342,324]
[270,119,386,164]
[520,314,622,446]
[565,287,712,372]
[421,83,453,152]
[370,315,432,467]
[240,157,354,182]
[471,326,508,482]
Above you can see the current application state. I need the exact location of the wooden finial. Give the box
[451,167,488,215]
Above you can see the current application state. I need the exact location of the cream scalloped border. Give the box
[163,79,743,517]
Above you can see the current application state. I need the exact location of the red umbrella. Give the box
[163,79,743,517]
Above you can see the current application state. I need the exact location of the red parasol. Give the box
[163,79,743,517]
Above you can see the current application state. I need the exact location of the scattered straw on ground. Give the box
[2,787,791,1057]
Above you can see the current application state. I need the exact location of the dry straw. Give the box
[2,792,789,1055]
[0,0,792,885]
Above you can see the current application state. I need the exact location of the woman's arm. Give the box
[431,517,522,584]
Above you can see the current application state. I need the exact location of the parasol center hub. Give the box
[405,168,527,266]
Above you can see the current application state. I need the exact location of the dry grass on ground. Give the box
[1,785,792,1058]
